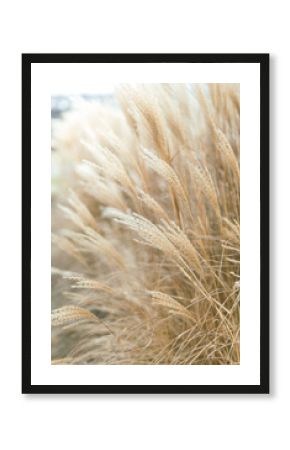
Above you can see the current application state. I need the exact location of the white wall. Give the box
[0,1,286,449]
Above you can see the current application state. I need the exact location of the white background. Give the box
[0,1,286,449]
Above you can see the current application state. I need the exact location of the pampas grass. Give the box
[51,83,240,365]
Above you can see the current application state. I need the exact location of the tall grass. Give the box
[51,84,240,365]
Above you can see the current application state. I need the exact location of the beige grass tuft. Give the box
[51,83,240,365]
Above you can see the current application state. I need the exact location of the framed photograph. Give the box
[22,53,269,394]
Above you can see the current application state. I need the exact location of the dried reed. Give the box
[51,83,240,365]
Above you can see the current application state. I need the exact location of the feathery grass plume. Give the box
[77,161,128,211]
[64,276,114,293]
[66,189,98,231]
[81,140,136,194]
[136,188,169,221]
[51,83,240,365]
[141,147,192,223]
[158,219,204,275]
[61,226,126,270]
[52,305,100,327]
[117,85,170,161]
[149,291,196,322]
[51,357,73,365]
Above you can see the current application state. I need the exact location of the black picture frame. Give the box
[22,53,269,394]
